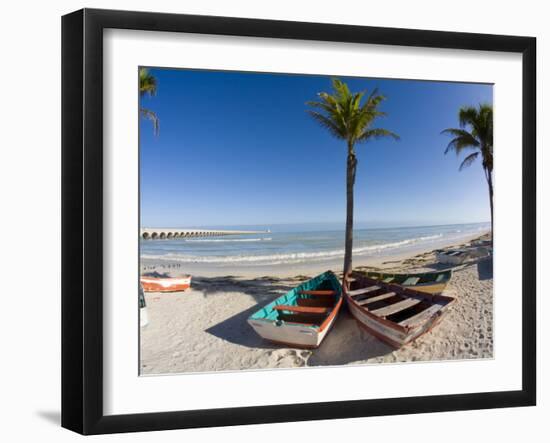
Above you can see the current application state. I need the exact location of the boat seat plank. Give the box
[402,277,421,286]
[398,303,444,327]
[298,290,336,296]
[370,298,421,317]
[348,286,380,297]
[356,292,396,306]
[297,298,333,308]
[273,305,330,315]
[382,277,395,283]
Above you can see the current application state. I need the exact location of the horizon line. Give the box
[141,220,490,230]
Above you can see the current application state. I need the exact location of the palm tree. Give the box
[139,67,159,135]
[442,104,493,240]
[306,79,399,277]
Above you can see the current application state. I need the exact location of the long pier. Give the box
[140,228,269,240]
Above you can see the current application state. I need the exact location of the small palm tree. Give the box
[307,79,399,276]
[442,104,493,240]
[139,68,159,135]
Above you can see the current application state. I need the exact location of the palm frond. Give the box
[139,67,158,97]
[331,78,351,99]
[351,92,364,111]
[459,152,479,171]
[305,100,334,114]
[458,106,478,128]
[363,89,385,111]
[366,87,380,102]
[357,128,400,143]
[140,108,160,135]
[306,78,398,148]
[457,104,493,150]
[306,110,346,140]
[477,104,493,150]
[441,128,480,154]
[443,103,493,174]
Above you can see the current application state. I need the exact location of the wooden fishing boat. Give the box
[436,249,469,265]
[140,275,192,292]
[344,272,455,348]
[356,270,452,294]
[468,244,492,258]
[248,271,343,348]
[472,239,492,247]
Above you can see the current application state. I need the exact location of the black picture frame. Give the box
[61,8,536,435]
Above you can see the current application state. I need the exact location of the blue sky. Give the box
[139,68,492,228]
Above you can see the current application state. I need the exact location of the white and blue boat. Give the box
[248,271,343,348]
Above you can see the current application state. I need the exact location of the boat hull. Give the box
[140,276,192,292]
[140,306,149,327]
[360,270,452,295]
[346,297,448,347]
[344,273,455,348]
[247,309,339,348]
[410,282,447,295]
[436,251,467,265]
[248,271,343,349]
[139,284,149,327]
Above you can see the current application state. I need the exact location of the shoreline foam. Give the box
[141,231,487,278]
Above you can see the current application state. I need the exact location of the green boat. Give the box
[356,270,452,294]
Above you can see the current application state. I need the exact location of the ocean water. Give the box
[140,222,489,269]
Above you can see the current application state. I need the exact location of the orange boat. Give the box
[140,275,192,293]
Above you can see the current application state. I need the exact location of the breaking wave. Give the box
[141,233,444,265]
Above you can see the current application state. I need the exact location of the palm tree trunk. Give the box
[343,146,357,277]
[486,168,494,244]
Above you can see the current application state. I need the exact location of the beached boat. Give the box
[248,271,343,348]
[437,243,492,265]
[139,284,149,327]
[344,272,455,348]
[436,249,470,265]
[472,239,492,247]
[468,244,492,258]
[356,270,452,294]
[140,275,192,292]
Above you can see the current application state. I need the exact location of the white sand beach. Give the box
[140,234,493,375]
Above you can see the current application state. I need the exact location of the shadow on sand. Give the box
[192,275,300,301]
[205,303,280,350]
[206,256,496,366]
[141,271,171,278]
[203,275,305,350]
[307,309,395,365]
[422,256,493,281]
[204,276,397,362]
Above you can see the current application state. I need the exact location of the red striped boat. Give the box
[140,275,192,293]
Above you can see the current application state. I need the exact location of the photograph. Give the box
[138,67,494,375]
